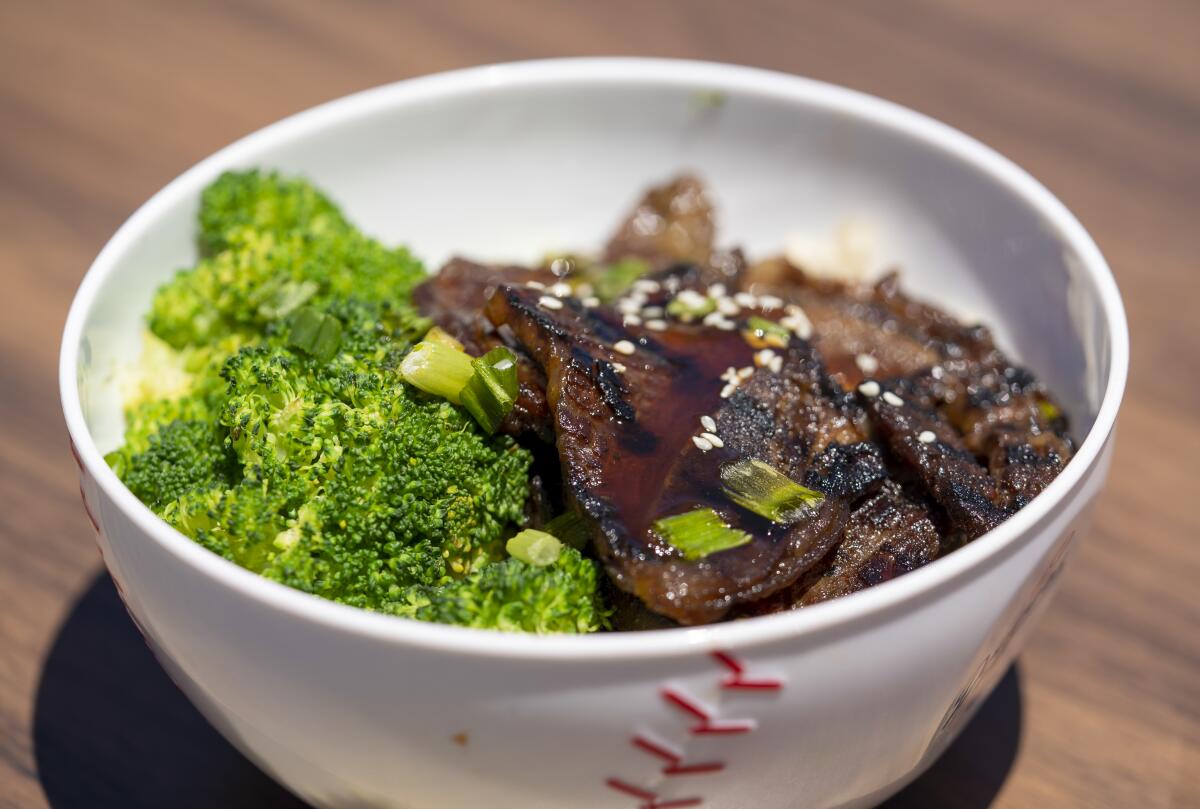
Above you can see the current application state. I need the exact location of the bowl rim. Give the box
[59,57,1129,661]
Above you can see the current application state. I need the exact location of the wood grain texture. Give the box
[1,1,1197,807]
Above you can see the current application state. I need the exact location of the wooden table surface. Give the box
[2,2,1197,807]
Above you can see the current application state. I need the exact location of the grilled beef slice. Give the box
[603,174,747,287]
[743,258,1001,389]
[414,177,1076,623]
[485,282,884,624]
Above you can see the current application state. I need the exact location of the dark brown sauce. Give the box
[588,324,782,553]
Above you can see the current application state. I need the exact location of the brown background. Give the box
[2,1,1197,807]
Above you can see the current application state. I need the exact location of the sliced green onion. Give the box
[287,307,343,362]
[460,346,520,433]
[719,459,824,524]
[742,315,791,349]
[590,258,652,302]
[666,294,716,321]
[423,325,465,352]
[506,529,563,567]
[544,511,591,550]
[1037,400,1061,421]
[399,340,475,404]
[259,279,319,320]
[652,507,751,560]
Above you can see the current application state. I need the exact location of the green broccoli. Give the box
[148,170,426,350]
[108,170,609,634]
[398,548,608,633]
[198,168,350,256]
[114,419,238,512]
[213,311,534,603]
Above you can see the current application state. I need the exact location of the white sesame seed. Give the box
[582,296,600,307]
[931,365,945,380]
[700,415,717,432]
[612,362,626,373]
[759,294,784,311]
[721,366,739,383]
[664,276,681,293]
[716,297,740,316]
[781,306,813,339]
[720,383,738,398]
[614,340,636,355]
[918,430,936,444]
[708,283,727,298]
[575,283,594,297]
[692,435,714,451]
[738,366,754,379]
[678,289,707,307]
[734,292,757,308]
[855,354,879,374]
[634,279,661,294]
[617,298,641,314]
[538,295,563,309]
[703,311,725,327]
[882,391,904,407]
[645,319,668,331]
[715,319,736,331]
[769,355,783,373]
[701,432,724,448]
[858,380,881,398]
[754,349,776,367]
[526,280,546,290]
[551,282,573,297]
[641,306,664,318]
[623,314,642,326]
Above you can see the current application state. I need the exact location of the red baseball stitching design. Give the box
[605,778,702,809]
[605,650,780,806]
[661,687,756,734]
[606,777,657,800]
[712,651,783,691]
[78,484,101,533]
[632,735,725,775]
[69,439,83,470]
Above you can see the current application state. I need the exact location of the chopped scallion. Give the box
[589,258,652,302]
[719,459,824,524]
[259,279,319,320]
[667,295,716,321]
[544,511,591,550]
[460,346,519,433]
[287,307,343,362]
[423,325,465,352]
[399,340,475,404]
[1037,400,1061,422]
[652,507,751,560]
[742,316,791,349]
[506,529,563,567]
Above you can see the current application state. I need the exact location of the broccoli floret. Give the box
[398,548,610,634]
[213,307,531,598]
[165,476,303,571]
[149,170,426,349]
[109,169,608,634]
[112,419,238,512]
[198,169,349,256]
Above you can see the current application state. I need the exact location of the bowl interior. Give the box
[71,60,1114,502]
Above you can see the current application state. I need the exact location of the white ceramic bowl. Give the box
[60,59,1127,809]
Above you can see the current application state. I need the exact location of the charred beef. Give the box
[411,175,1075,624]
[485,281,885,624]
